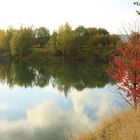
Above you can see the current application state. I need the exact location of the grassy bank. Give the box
[14,48,61,63]
[74,109,140,140]
[13,48,108,64]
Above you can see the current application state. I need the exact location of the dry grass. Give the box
[74,109,140,140]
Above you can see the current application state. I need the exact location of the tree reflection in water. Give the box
[0,60,111,95]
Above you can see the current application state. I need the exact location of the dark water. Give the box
[0,60,129,140]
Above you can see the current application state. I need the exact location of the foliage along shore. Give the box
[0,23,122,62]
[74,109,140,140]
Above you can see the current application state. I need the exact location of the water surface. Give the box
[0,61,129,140]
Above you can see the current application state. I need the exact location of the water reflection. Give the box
[0,85,128,140]
[0,60,110,92]
[0,60,129,140]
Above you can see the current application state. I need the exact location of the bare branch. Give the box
[108,87,133,108]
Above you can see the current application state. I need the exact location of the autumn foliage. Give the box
[107,33,140,109]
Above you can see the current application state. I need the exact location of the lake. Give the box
[0,60,129,140]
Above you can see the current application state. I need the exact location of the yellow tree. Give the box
[10,27,33,56]
[0,30,6,50]
[57,23,74,59]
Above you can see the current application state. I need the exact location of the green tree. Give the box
[5,26,16,53]
[47,31,58,55]
[110,34,122,46]
[57,23,75,57]
[10,27,33,56]
[98,28,109,35]
[87,27,98,36]
[86,28,119,61]
[74,26,89,44]
[34,27,50,48]
[73,26,89,55]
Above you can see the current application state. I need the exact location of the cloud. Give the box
[70,87,127,121]
[0,85,129,140]
[0,103,17,110]
[0,100,86,140]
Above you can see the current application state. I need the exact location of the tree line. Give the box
[0,23,122,62]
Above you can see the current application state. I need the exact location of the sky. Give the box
[0,0,139,33]
[0,83,128,140]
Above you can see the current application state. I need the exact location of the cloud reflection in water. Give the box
[0,84,129,140]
